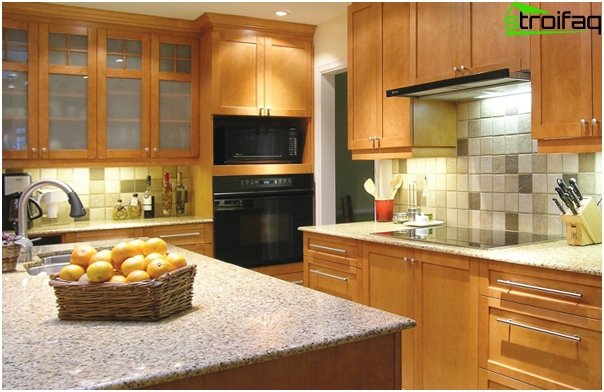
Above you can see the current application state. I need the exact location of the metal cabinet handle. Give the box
[453,66,458,72]
[592,118,598,126]
[459,65,466,71]
[403,256,415,264]
[496,279,582,299]
[31,147,37,153]
[580,118,587,125]
[153,147,158,152]
[310,269,348,282]
[158,232,200,239]
[266,107,271,116]
[496,318,581,342]
[144,147,149,153]
[309,243,347,256]
[259,107,264,116]
[41,147,47,153]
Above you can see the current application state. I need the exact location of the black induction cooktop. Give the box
[372,225,564,250]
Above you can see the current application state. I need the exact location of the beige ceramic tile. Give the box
[468,101,480,119]
[446,208,458,226]
[480,193,492,210]
[562,154,579,173]
[518,194,533,213]
[89,180,105,195]
[505,194,519,212]
[480,211,493,230]
[73,168,89,182]
[40,168,57,179]
[71,181,89,195]
[457,210,469,227]
[105,180,120,194]
[518,213,533,232]
[457,102,469,120]
[546,154,562,173]
[89,194,105,208]
[492,211,506,230]
[57,168,74,181]
[492,117,505,135]
[492,175,505,193]
[492,193,505,211]
[135,167,149,179]
[119,167,135,180]
[105,168,119,179]
[446,191,457,209]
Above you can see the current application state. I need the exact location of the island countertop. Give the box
[2,242,415,390]
[299,221,602,276]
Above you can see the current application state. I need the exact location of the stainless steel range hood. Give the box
[386,69,530,101]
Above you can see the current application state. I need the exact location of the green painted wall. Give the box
[335,73,374,222]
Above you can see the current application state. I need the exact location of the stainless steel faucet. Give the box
[16,179,86,262]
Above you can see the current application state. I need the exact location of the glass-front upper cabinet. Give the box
[151,35,199,158]
[97,30,150,159]
[2,20,36,160]
[39,24,96,159]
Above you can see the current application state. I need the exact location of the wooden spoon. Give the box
[389,174,404,199]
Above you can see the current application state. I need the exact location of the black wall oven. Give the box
[213,174,314,268]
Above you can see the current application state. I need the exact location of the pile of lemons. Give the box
[58,237,187,284]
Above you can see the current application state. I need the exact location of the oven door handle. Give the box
[214,189,314,198]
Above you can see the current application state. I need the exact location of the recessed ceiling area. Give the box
[55,2,348,25]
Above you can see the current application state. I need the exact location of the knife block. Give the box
[561,197,602,246]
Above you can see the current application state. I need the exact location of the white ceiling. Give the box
[54,2,348,25]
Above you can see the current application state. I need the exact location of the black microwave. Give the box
[214,126,302,164]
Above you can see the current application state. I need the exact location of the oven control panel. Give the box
[240,177,293,189]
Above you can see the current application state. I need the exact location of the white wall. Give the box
[313,12,347,225]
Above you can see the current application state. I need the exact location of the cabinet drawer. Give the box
[478,369,541,390]
[63,228,144,243]
[480,297,602,390]
[480,261,602,320]
[143,224,210,246]
[307,259,359,302]
[304,233,358,267]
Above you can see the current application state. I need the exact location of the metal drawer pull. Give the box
[291,280,303,285]
[496,318,581,342]
[158,232,201,239]
[496,279,582,299]
[309,244,347,256]
[310,269,348,282]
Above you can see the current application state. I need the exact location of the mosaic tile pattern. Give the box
[11,166,192,224]
[393,93,602,236]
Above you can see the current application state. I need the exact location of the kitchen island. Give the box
[2,242,415,390]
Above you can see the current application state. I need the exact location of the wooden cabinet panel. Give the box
[415,251,479,389]
[364,243,415,389]
[211,29,312,117]
[143,223,211,249]
[264,37,312,117]
[480,261,602,320]
[62,227,144,243]
[412,2,463,84]
[347,3,412,156]
[307,259,359,302]
[531,2,601,152]
[252,262,303,284]
[480,296,602,390]
[304,233,359,267]
[478,369,541,390]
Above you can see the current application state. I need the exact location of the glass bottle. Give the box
[143,175,155,219]
[128,193,142,219]
[112,199,128,220]
[174,171,188,216]
[161,172,173,216]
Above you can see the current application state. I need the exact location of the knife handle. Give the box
[568,178,583,200]
[552,198,566,214]
[566,189,581,209]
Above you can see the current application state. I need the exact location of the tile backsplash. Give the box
[393,93,602,236]
[5,166,192,225]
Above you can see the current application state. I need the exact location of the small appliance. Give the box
[214,126,302,164]
[2,173,42,231]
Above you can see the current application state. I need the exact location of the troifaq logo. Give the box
[505,2,601,36]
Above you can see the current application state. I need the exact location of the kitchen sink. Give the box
[26,253,71,276]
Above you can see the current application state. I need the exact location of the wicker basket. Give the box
[2,244,21,273]
[48,264,197,321]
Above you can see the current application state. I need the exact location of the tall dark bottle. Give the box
[143,175,155,219]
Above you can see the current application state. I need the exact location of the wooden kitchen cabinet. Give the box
[347,3,412,158]
[3,4,201,168]
[62,227,144,243]
[411,2,530,84]
[143,223,213,256]
[363,242,415,389]
[531,2,602,153]
[38,23,97,160]
[208,26,312,117]
[2,19,38,160]
[479,260,602,389]
[303,233,361,302]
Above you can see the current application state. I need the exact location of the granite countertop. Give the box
[2,242,415,390]
[299,221,602,276]
[26,216,212,236]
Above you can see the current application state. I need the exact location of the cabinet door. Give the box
[415,251,478,389]
[211,29,263,116]
[592,2,602,137]
[97,30,150,159]
[466,3,530,74]
[365,243,415,389]
[348,3,381,151]
[264,36,311,117]
[39,24,96,160]
[531,2,595,140]
[412,2,463,84]
[2,20,38,160]
[151,35,199,158]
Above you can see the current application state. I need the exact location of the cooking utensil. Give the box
[555,187,577,215]
[363,178,377,198]
[556,177,580,207]
[389,174,403,199]
[552,198,566,214]
[568,178,583,201]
